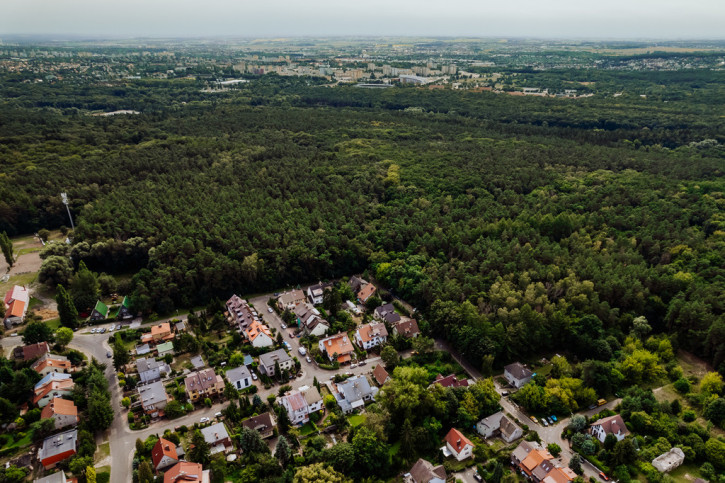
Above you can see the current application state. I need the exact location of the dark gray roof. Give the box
[504,362,533,380]
[34,471,67,483]
[374,303,400,323]
[259,349,292,368]
[190,355,205,369]
[241,412,275,433]
[201,422,230,444]
[40,429,77,461]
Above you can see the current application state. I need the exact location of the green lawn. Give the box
[0,272,37,298]
[668,463,703,482]
[45,318,61,330]
[299,422,316,436]
[347,414,366,427]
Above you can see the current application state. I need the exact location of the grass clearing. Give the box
[0,271,37,298]
[668,463,703,482]
[95,441,111,463]
[299,422,316,436]
[347,414,366,427]
[677,351,712,381]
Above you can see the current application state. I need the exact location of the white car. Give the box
[281,323,287,329]
[350,363,357,369]
[267,307,273,313]
[252,372,258,381]
[200,417,210,424]
[298,347,307,356]
[108,325,114,332]
[306,356,311,363]
[91,328,96,333]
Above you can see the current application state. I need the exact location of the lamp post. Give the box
[60,192,75,231]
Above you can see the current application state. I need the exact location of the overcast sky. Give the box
[2,0,723,39]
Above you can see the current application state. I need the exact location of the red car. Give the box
[599,472,609,481]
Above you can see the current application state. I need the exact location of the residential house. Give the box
[185,368,224,402]
[244,321,274,348]
[373,364,390,386]
[345,300,361,314]
[357,283,377,304]
[32,354,72,376]
[431,373,470,389]
[476,411,523,443]
[302,386,323,413]
[156,341,174,358]
[117,296,133,319]
[374,303,401,324]
[136,357,170,385]
[90,300,109,321]
[175,320,187,333]
[34,372,71,391]
[258,349,294,377]
[39,429,77,469]
[590,414,629,443]
[511,441,574,483]
[306,282,331,305]
[226,295,256,331]
[294,303,329,337]
[41,398,79,430]
[349,276,366,294]
[277,290,306,312]
[13,342,50,361]
[141,323,174,344]
[190,355,205,369]
[279,390,310,425]
[241,412,276,439]
[334,375,378,413]
[354,322,388,350]
[135,343,151,356]
[3,285,29,328]
[407,458,447,483]
[504,362,533,389]
[226,365,252,391]
[151,437,179,471]
[138,381,170,416]
[318,332,355,364]
[34,378,74,407]
[442,428,474,461]
[201,422,233,454]
[35,472,69,483]
[164,461,210,483]
[393,319,420,338]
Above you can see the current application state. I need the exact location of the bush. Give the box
[673,378,691,393]
[682,410,696,422]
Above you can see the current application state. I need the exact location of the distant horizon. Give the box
[4,0,725,40]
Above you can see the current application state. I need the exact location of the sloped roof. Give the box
[245,320,272,342]
[226,365,251,383]
[4,285,29,305]
[320,332,354,358]
[504,362,533,380]
[21,342,50,361]
[241,412,275,433]
[152,437,178,469]
[41,397,78,418]
[357,283,376,302]
[259,349,292,368]
[373,364,390,386]
[592,414,629,437]
[7,300,25,318]
[93,300,109,317]
[434,373,469,388]
[201,422,230,444]
[156,341,174,353]
[409,458,446,483]
[164,461,205,483]
[282,391,308,412]
[395,319,420,337]
[356,322,388,342]
[444,428,474,454]
[121,296,130,308]
[302,386,322,405]
[39,429,77,461]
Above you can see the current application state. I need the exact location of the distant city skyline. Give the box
[2,0,725,39]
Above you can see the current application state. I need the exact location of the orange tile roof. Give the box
[152,437,179,468]
[164,461,205,483]
[320,333,354,359]
[357,322,388,343]
[33,357,71,373]
[246,321,272,342]
[7,300,25,318]
[522,449,553,474]
[41,397,78,418]
[33,379,74,404]
[444,428,474,454]
[357,284,376,302]
[543,467,576,483]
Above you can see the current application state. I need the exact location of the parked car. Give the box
[542,419,548,427]
[10,332,18,337]
[214,412,223,418]
[502,391,509,396]
[530,416,538,424]
[298,347,307,356]
[91,328,96,333]
[350,363,357,369]
[281,323,287,329]
[267,307,273,313]
[108,325,114,332]
[551,415,557,422]
[359,360,366,366]
[599,473,609,481]
[200,417,210,424]
[252,373,258,381]
[283,341,291,350]
[473,473,483,482]
[106,351,112,358]
[306,356,311,363]
[100,328,106,333]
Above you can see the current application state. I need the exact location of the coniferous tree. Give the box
[56,284,78,329]
[0,232,13,267]
[70,261,100,312]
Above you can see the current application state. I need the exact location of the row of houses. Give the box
[226,295,276,347]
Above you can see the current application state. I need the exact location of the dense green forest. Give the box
[1,72,724,373]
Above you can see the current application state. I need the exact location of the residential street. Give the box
[1,294,620,482]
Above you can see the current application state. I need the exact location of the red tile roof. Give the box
[41,397,78,418]
[444,428,474,454]
[357,284,376,302]
[152,438,179,469]
[164,461,205,483]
